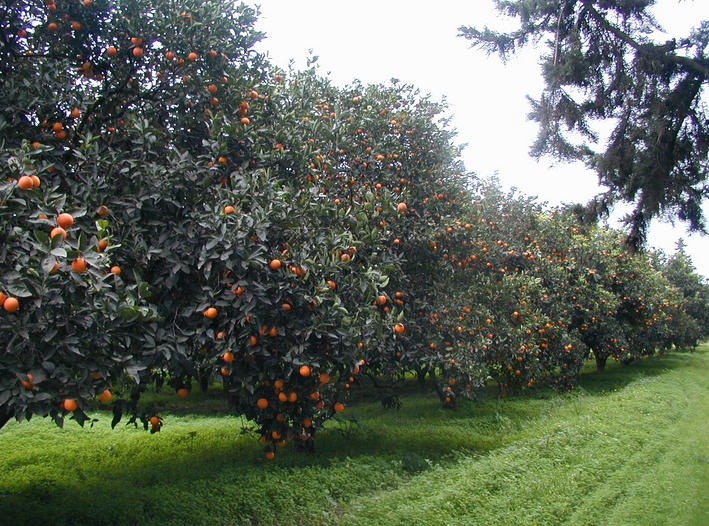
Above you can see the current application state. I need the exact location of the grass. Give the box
[1,345,708,526]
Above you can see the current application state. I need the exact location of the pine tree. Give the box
[460,0,709,247]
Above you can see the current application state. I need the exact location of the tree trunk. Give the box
[0,406,14,430]
[415,365,429,386]
[198,370,210,393]
[594,351,607,372]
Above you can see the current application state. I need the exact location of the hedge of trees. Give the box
[2,0,708,457]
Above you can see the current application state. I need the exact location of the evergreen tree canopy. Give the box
[459,0,709,247]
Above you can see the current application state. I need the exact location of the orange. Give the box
[394,323,405,334]
[63,399,78,411]
[49,261,59,274]
[177,388,189,398]
[240,117,250,125]
[220,367,230,376]
[249,335,258,346]
[132,47,143,58]
[149,416,160,426]
[21,374,34,389]
[130,37,142,45]
[222,351,234,363]
[398,202,407,212]
[256,398,268,409]
[377,295,387,305]
[48,22,58,31]
[71,21,82,31]
[30,175,41,187]
[97,239,109,251]
[223,205,235,214]
[319,373,330,384]
[299,365,311,377]
[70,108,81,119]
[204,307,218,319]
[110,266,121,275]
[98,205,109,216]
[208,84,218,93]
[265,451,275,460]
[248,90,259,99]
[18,176,33,190]
[187,52,198,61]
[327,280,336,290]
[269,259,282,270]
[57,212,74,229]
[98,390,112,402]
[50,227,67,240]
[71,257,87,273]
[333,402,345,412]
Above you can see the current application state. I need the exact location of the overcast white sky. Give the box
[250,0,708,278]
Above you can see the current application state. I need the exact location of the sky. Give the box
[249,0,708,278]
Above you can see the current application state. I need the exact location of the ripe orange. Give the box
[222,351,234,363]
[377,295,387,305]
[265,451,275,460]
[97,239,108,251]
[224,205,235,214]
[288,392,297,402]
[49,261,59,274]
[177,388,189,398]
[55,130,67,140]
[110,266,121,275]
[187,52,198,61]
[248,90,259,99]
[240,117,250,125]
[256,398,269,409]
[204,307,218,319]
[57,212,74,229]
[208,84,218,94]
[394,323,405,334]
[48,22,58,31]
[220,367,230,376]
[71,21,82,31]
[299,365,311,377]
[249,335,258,346]
[319,373,330,384]
[333,402,345,412]
[269,259,282,270]
[327,280,337,290]
[18,176,33,190]
[51,226,67,240]
[70,107,81,119]
[149,416,160,426]
[63,399,78,411]
[71,257,87,273]
[398,202,407,212]
[21,374,34,389]
[132,47,143,58]
[98,390,112,402]
[164,51,175,60]
[30,175,41,187]
[98,205,109,216]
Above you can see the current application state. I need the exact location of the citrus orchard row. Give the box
[2,0,707,458]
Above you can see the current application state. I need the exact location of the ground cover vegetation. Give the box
[0,345,708,525]
[2,0,709,462]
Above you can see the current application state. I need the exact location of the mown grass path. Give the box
[1,345,708,526]
[335,345,709,525]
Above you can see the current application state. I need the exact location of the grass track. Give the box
[1,345,708,526]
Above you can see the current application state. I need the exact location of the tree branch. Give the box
[580,0,709,79]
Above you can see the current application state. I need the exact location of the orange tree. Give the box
[0,0,398,453]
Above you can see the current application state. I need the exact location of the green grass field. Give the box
[1,345,708,526]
